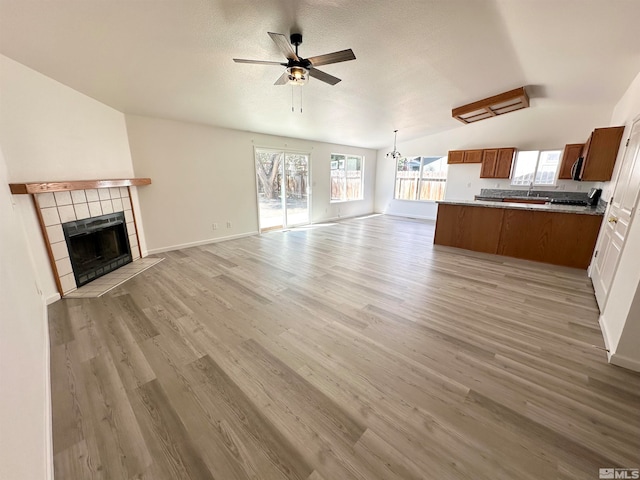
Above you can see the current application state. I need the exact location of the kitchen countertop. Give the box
[437,199,605,216]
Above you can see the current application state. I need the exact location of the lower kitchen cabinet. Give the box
[434,203,603,269]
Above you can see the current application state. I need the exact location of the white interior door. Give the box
[592,119,640,310]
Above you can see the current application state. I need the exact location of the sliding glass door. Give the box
[255,148,310,231]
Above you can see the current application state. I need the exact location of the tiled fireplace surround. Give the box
[36,186,141,295]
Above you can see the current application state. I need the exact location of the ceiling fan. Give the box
[233,32,356,86]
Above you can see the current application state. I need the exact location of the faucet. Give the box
[527,181,534,197]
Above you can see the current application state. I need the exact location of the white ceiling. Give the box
[1,0,640,149]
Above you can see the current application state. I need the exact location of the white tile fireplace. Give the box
[9,178,151,297]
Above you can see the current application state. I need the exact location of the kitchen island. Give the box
[434,200,605,269]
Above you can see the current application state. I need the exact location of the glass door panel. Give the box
[256,150,284,231]
[284,153,309,227]
[255,149,310,231]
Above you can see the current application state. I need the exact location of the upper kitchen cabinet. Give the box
[579,126,625,181]
[448,149,485,164]
[495,148,516,178]
[558,143,585,180]
[480,148,515,178]
[448,150,464,164]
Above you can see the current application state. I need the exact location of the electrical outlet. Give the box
[212,223,218,230]
[226,221,232,228]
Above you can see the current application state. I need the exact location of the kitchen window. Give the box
[511,150,561,186]
[394,156,448,201]
[330,154,364,202]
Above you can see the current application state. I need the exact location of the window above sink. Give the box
[511,150,561,186]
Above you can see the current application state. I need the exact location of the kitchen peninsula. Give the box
[434,200,605,269]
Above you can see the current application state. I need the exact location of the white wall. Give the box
[374,103,611,218]
[598,70,640,371]
[0,147,51,480]
[125,115,377,253]
[0,54,145,302]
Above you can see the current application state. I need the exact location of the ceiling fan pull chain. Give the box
[291,86,294,113]
[300,87,303,113]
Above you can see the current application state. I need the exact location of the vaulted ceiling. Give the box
[1,0,640,149]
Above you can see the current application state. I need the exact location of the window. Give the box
[394,156,448,201]
[511,150,561,186]
[330,154,364,202]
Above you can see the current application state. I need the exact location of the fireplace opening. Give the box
[62,212,132,287]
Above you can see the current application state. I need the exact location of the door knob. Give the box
[608,216,618,223]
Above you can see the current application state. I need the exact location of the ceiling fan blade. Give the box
[309,68,341,86]
[233,58,286,66]
[274,71,289,85]
[268,32,299,61]
[306,49,356,67]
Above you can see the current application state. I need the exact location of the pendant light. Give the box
[386,130,402,160]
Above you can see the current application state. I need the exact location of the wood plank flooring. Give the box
[49,214,640,480]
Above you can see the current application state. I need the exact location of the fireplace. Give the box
[62,212,132,287]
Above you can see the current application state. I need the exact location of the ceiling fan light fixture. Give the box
[287,66,309,86]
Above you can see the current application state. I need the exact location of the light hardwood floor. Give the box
[49,215,640,480]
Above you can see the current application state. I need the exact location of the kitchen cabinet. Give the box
[557,143,585,180]
[480,149,498,177]
[480,148,515,178]
[463,149,483,163]
[579,126,625,181]
[433,204,504,254]
[448,150,464,164]
[435,203,602,269]
[447,149,483,164]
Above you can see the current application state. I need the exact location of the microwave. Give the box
[571,157,584,181]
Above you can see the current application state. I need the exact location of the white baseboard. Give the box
[146,231,259,255]
[45,293,61,305]
[598,315,613,361]
[598,315,640,371]
[610,353,640,372]
[43,299,54,480]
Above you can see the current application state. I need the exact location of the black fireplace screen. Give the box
[62,212,132,287]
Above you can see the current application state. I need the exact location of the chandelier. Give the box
[386,130,402,160]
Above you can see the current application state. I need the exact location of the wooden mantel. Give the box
[9,178,151,194]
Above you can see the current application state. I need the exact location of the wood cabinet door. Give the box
[557,143,584,180]
[448,150,464,164]
[495,148,515,178]
[463,150,483,163]
[581,126,625,181]
[480,149,498,177]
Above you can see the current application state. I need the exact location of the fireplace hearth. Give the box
[62,212,132,287]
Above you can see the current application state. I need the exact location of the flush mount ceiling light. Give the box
[386,130,402,160]
[452,86,529,124]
